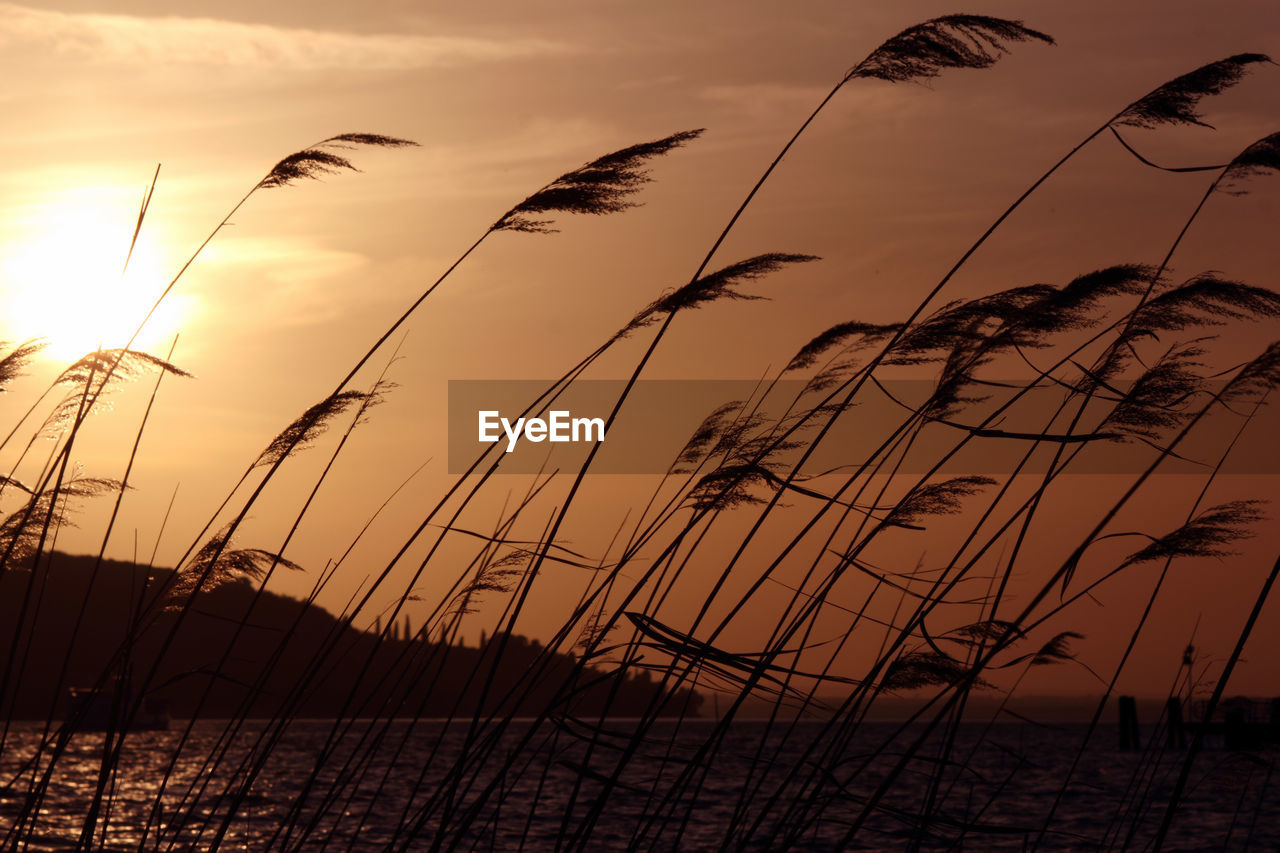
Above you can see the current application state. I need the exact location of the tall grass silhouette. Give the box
[1,12,1278,852]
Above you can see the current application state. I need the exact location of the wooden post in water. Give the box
[1118,695,1140,749]
[1165,697,1186,748]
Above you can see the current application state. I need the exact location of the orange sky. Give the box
[1,1,1278,697]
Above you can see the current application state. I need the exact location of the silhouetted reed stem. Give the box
[1152,551,1280,850]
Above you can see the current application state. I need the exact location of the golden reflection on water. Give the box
[0,720,1276,851]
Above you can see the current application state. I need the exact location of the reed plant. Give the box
[0,12,1277,852]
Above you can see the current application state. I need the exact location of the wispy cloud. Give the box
[0,4,568,70]
[699,83,827,119]
[203,236,370,327]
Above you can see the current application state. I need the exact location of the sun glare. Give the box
[1,189,189,363]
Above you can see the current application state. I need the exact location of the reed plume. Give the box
[253,388,383,469]
[450,550,530,617]
[994,630,1087,669]
[1102,274,1280,379]
[258,134,417,190]
[1113,54,1271,129]
[167,525,303,604]
[1118,500,1266,568]
[846,15,1053,83]
[670,401,748,473]
[1222,340,1280,402]
[0,478,122,566]
[621,252,819,338]
[0,341,46,391]
[785,322,901,372]
[882,650,983,691]
[879,475,997,531]
[1099,341,1208,441]
[37,349,192,438]
[1220,130,1280,192]
[55,348,192,387]
[493,129,704,233]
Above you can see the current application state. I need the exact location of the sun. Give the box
[1,188,189,364]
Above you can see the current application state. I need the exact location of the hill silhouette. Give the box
[0,552,700,721]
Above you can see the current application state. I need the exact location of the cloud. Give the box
[0,4,569,70]
[699,83,827,119]
[196,235,371,329]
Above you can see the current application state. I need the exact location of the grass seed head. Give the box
[848,15,1053,84]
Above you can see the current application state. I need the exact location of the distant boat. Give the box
[66,675,170,732]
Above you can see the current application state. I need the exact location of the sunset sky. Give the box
[1,1,1278,696]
